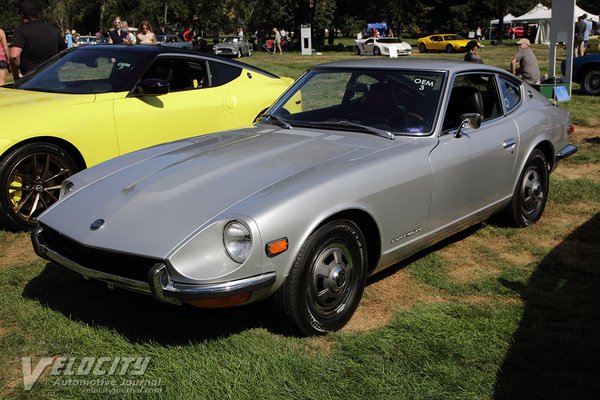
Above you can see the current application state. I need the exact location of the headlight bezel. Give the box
[223,220,253,263]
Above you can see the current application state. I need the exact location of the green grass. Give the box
[1,44,600,399]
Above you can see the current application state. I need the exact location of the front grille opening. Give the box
[39,225,163,282]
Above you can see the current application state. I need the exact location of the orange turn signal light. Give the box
[187,292,251,308]
[266,237,288,257]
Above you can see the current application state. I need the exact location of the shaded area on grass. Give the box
[22,263,298,343]
[494,212,600,399]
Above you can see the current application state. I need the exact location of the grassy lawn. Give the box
[1,45,599,399]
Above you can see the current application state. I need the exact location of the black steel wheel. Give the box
[0,142,78,231]
[275,220,367,335]
[419,43,427,53]
[498,149,549,227]
[446,44,454,53]
[582,67,600,95]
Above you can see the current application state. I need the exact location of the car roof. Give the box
[311,58,507,75]
[71,44,280,78]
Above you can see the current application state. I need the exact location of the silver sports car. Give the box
[32,59,577,335]
[213,36,252,58]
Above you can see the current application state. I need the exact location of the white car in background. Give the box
[353,37,412,56]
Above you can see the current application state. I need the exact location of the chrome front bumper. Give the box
[31,227,276,305]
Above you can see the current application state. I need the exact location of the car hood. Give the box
[40,126,401,258]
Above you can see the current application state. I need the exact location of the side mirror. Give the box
[132,78,170,96]
[455,113,482,138]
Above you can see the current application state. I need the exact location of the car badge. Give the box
[90,219,105,231]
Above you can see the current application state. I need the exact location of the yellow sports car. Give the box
[0,45,293,230]
[416,34,473,53]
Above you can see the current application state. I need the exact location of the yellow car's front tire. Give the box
[0,142,78,231]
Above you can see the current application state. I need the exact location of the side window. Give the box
[498,76,521,113]
[207,61,242,87]
[443,73,502,130]
[142,58,208,92]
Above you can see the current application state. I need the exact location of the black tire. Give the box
[0,142,78,231]
[275,220,367,335]
[236,49,242,58]
[419,43,427,53]
[499,149,549,227]
[353,46,360,55]
[374,47,381,56]
[446,44,454,53]
[581,67,600,95]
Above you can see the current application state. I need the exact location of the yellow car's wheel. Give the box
[0,142,78,231]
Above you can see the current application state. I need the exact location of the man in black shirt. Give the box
[10,0,66,80]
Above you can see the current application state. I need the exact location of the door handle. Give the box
[503,138,516,151]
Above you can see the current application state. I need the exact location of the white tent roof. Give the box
[491,14,515,25]
[513,2,599,23]
[512,3,551,23]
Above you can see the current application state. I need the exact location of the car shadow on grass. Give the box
[22,262,299,343]
[493,212,600,399]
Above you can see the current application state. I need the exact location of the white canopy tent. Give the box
[512,3,552,44]
[512,3,599,45]
[488,13,515,40]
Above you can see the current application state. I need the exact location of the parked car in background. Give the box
[213,36,252,58]
[156,34,192,49]
[562,54,600,95]
[75,35,100,46]
[0,45,293,230]
[416,34,473,53]
[353,37,411,56]
[33,59,576,336]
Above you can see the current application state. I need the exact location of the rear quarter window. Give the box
[208,61,242,87]
[498,76,522,113]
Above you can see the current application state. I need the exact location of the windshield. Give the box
[222,37,239,43]
[377,38,403,43]
[13,49,146,94]
[261,69,445,136]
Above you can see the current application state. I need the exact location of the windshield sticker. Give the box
[117,62,131,70]
[406,127,424,133]
[413,77,435,91]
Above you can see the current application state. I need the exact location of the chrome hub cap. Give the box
[308,243,354,317]
[521,168,543,214]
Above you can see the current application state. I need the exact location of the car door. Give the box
[364,38,374,54]
[113,56,228,155]
[429,36,443,51]
[428,72,518,228]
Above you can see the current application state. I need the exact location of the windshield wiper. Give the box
[258,113,292,130]
[310,120,395,140]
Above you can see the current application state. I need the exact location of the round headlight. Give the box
[223,221,252,263]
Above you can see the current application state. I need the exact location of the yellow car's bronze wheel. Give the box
[0,143,78,231]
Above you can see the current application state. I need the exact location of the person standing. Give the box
[272,27,282,54]
[108,16,128,44]
[137,21,157,45]
[464,40,484,64]
[10,0,66,81]
[582,14,593,56]
[65,29,73,48]
[511,38,540,85]
[0,27,11,84]
[121,21,136,44]
[574,15,586,57]
[475,26,482,41]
